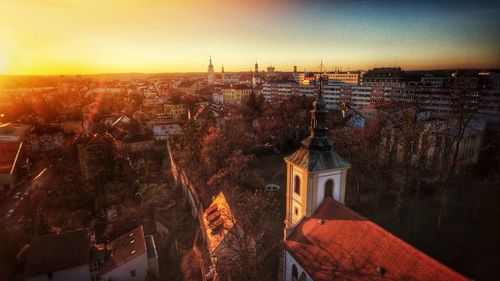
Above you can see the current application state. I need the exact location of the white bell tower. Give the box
[284,79,351,235]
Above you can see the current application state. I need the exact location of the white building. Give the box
[208,56,215,84]
[282,91,469,281]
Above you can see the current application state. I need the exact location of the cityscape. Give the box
[1,1,500,281]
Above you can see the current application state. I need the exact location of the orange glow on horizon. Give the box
[1,0,498,75]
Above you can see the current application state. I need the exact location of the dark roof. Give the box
[0,141,23,174]
[178,80,197,87]
[285,197,468,281]
[363,67,404,79]
[24,229,91,278]
[284,146,350,172]
[30,125,63,135]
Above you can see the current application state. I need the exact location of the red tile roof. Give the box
[285,197,468,281]
[100,225,147,275]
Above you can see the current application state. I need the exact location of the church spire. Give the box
[301,78,333,150]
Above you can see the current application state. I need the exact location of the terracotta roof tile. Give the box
[285,197,468,281]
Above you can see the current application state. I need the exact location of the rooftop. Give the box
[284,146,350,172]
[202,192,237,254]
[0,141,23,174]
[24,229,92,278]
[285,197,468,281]
[100,225,147,275]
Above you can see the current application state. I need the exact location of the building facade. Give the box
[282,88,468,281]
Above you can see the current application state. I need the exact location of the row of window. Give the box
[293,176,334,198]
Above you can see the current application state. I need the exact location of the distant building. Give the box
[28,125,65,152]
[362,67,405,87]
[151,120,183,140]
[314,71,361,85]
[267,66,276,78]
[76,134,114,181]
[221,84,253,106]
[0,123,29,191]
[208,56,215,85]
[212,92,224,105]
[177,80,199,95]
[253,61,263,87]
[164,103,188,119]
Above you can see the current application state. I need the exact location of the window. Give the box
[325,179,334,199]
[292,264,298,281]
[294,207,299,216]
[130,269,136,278]
[294,176,301,195]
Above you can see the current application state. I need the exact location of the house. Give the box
[221,84,253,106]
[76,134,115,181]
[282,89,468,281]
[177,80,199,94]
[28,125,65,152]
[23,226,158,281]
[201,192,251,278]
[151,120,183,140]
[164,103,188,119]
[23,229,93,281]
[0,123,29,191]
[99,226,151,281]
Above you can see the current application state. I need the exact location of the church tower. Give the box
[252,59,261,87]
[208,56,215,84]
[284,79,351,234]
[221,65,225,82]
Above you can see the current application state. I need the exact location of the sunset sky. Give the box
[0,0,499,75]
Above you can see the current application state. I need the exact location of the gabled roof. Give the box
[202,192,237,254]
[284,146,351,172]
[100,225,147,275]
[285,197,468,281]
[24,229,91,278]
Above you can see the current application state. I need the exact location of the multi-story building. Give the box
[164,103,187,118]
[0,123,29,191]
[262,77,300,102]
[263,79,392,109]
[28,125,65,152]
[23,226,158,281]
[314,71,361,85]
[362,67,405,87]
[221,84,253,106]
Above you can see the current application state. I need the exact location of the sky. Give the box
[0,0,499,75]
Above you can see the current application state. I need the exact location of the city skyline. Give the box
[1,0,499,75]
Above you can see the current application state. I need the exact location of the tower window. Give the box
[294,207,299,216]
[325,179,334,199]
[294,176,301,195]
